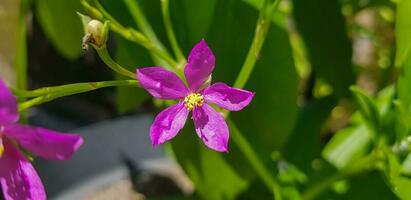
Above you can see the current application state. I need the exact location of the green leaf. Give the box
[384,150,411,200]
[170,0,298,199]
[77,12,92,34]
[322,125,372,170]
[397,55,411,114]
[324,85,394,170]
[292,0,355,97]
[395,0,411,66]
[35,0,84,60]
[400,153,411,175]
[395,43,411,141]
[350,86,380,133]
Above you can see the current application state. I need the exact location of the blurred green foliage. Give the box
[10,0,411,199]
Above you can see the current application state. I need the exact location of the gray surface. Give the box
[35,114,166,198]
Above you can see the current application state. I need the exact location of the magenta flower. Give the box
[0,79,83,200]
[136,40,255,152]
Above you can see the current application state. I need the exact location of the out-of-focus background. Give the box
[1,0,410,199]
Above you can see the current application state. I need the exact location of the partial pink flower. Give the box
[136,39,255,152]
[0,79,83,200]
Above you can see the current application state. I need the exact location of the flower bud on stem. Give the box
[78,13,135,79]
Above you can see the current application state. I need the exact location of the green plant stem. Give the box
[16,0,29,91]
[227,119,282,200]
[123,0,165,51]
[91,0,121,25]
[112,26,178,69]
[123,0,179,69]
[160,0,186,63]
[222,0,279,118]
[233,0,279,89]
[15,0,30,122]
[222,1,283,199]
[95,45,136,79]
[301,152,379,200]
[17,80,138,111]
[81,0,178,68]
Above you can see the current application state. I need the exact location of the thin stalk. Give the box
[91,0,121,25]
[95,45,136,79]
[17,80,138,111]
[81,0,178,68]
[111,26,178,69]
[123,0,164,50]
[224,1,283,199]
[15,0,29,122]
[123,0,178,68]
[161,0,185,63]
[16,0,29,90]
[222,0,279,118]
[228,119,282,200]
[233,0,280,89]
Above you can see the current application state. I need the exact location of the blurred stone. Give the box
[35,114,193,199]
[0,0,19,84]
[84,179,144,200]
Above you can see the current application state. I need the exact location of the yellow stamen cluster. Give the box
[184,93,204,110]
[0,142,3,158]
[0,127,4,157]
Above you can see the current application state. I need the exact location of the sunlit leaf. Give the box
[384,150,411,200]
[323,125,371,170]
[395,0,411,66]
[350,86,380,132]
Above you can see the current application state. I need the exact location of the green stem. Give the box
[123,0,178,68]
[123,0,164,50]
[233,0,279,89]
[15,0,30,122]
[227,119,282,200]
[91,0,121,25]
[113,26,178,69]
[223,1,283,199]
[95,45,136,79]
[17,80,138,111]
[81,0,178,68]
[222,0,279,118]
[16,0,29,90]
[160,0,186,63]
[301,152,378,200]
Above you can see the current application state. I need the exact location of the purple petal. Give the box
[3,124,83,160]
[192,104,229,152]
[150,102,189,146]
[184,39,216,91]
[136,67,189,100]
[203,83,255,111]
[0,140,46,200]
[0,79,18,124]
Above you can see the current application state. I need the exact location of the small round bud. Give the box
[82,20,109,49]
[87,20,104,45]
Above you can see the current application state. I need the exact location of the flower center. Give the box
[184,93,204,110]
[0,126,4,157]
